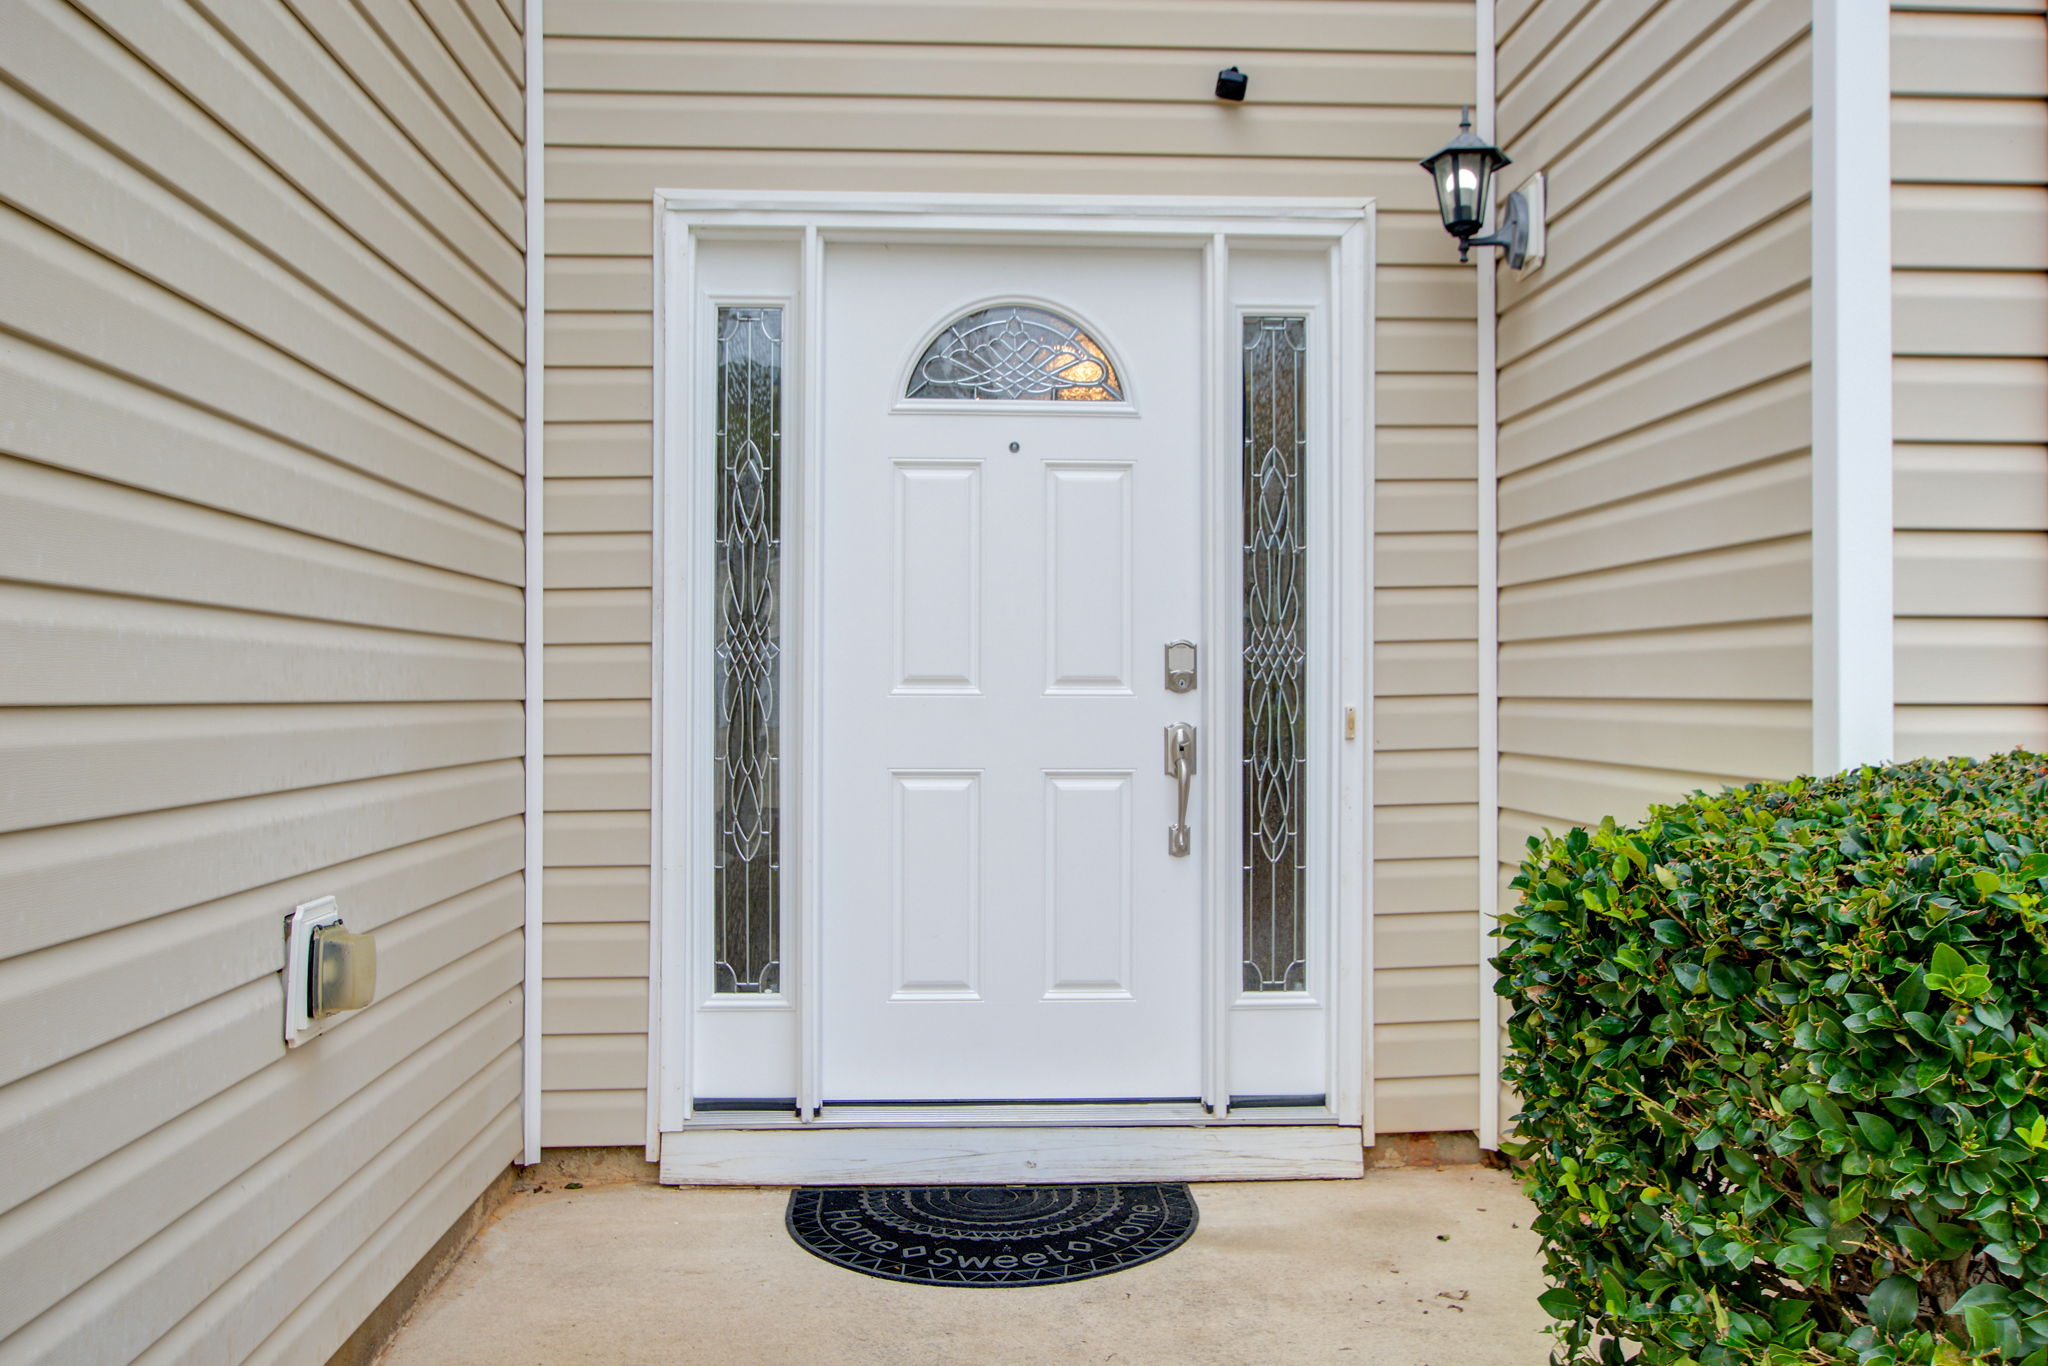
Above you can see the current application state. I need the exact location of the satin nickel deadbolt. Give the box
[1164,640,1197,693]
[1164,722,1196,857]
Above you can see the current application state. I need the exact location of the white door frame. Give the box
[648,191,1376,1177]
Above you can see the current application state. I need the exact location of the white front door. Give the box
[819,243,1205,1102]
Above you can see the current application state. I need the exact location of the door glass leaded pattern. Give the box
[713,306,783,994]
[1242,316,1308,993]
[907,305,1123,401]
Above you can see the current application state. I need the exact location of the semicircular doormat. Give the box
[786,1183,1198,1287]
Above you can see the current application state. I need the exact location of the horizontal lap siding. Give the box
[1890,6,2048,759]
[0,1,525,1362]
[1493,0,1815,1130]
[541,0,1482,1138]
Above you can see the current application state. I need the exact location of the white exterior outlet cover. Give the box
[1513,172,1546,277]
[285,895,343,1046]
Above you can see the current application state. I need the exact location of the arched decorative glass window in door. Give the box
[907,304,1124,402]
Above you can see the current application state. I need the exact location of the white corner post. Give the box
[1473,0,1503,1152]
[1811,0,1893,776]
[520,0,547,1167]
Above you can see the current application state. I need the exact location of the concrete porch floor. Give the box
[376,1168,1553,1366]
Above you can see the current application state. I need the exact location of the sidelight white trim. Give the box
[1474,0,1503,1153]
[1199,233,1231,1118]
[519,0,545,1168]
[649,192,1374,1172]
[795,224,826,1120]
[1811,0,1894,775]
[1335,215,1374,1138]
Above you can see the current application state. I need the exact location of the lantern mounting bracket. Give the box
[1458,187,1533,269]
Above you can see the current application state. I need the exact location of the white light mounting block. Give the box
[1511,172,1546,277]
[284,895,343,1046]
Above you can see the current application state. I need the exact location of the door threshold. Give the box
[659,1123,1365,1185]
[684,1101,1338,1129]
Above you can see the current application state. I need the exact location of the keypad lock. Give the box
[1164,640,1197,693]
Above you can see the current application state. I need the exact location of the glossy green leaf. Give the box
[1868,1278,1920,1337]
[1855,1112,1898,1152]
[1947,1285,2011,1314]
[1706,963,1751,1000]
[1896,970,1930,1015]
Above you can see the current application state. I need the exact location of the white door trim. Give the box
[651,191,1376,1178]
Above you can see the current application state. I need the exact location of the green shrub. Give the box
[1496,751,2048,1366]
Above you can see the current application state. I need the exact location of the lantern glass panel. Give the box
[1435,151,1488,233]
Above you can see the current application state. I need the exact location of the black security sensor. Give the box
[1215,66,1248,101]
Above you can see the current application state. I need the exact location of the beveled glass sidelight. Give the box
[1241,316,1309,993]
[713,307,783,994]
[907,304,1123,402]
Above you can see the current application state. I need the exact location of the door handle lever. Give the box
[1164,722,1196,857]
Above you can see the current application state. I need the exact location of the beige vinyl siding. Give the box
[0,0,525,1360]
[1492,0,1816,1124]
[543,0,1483,1138]
[1890,3,2048,760]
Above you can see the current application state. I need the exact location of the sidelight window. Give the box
[1241,316,1309,993]
[712,306,784,994]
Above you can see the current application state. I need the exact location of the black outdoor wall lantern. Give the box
[1419,107,1534,268]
